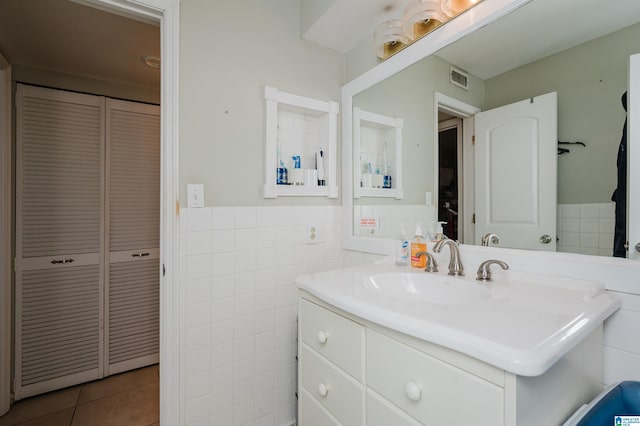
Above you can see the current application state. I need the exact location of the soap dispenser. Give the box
[410,224,427,268]
[434,221,447,241]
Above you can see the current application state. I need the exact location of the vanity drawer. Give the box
[300,388,342,426]
[366,329,504,425]
[300,344,365,426]
[366,388,422,426]
[300,299,365,381]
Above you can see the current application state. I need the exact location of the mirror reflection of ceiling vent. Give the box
[450,66,469,90]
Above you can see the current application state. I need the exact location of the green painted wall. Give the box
[180,0,345,206]
[485,22,640,204]
[354,54,484,205]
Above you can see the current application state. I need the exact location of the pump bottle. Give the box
[410,225,427,268]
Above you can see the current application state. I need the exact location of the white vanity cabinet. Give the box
[298,292,603,426]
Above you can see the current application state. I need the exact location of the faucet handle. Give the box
[476,259,509,282]
[414,251,438,273]
[481,233,500,247]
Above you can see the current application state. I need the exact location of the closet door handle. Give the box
[131,252,151,257]
[50,258,75,264]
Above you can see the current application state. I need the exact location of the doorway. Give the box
[0,0,164,412]
[438,117,462,241]
[434,93,480,245]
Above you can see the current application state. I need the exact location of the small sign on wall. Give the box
[359,217,380,235]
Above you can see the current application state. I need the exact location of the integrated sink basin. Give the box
[365,272,489,305]
[295,257,620,376]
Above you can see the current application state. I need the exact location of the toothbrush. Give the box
[316,149,325,186]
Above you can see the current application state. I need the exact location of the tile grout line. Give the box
[69,383,82,426]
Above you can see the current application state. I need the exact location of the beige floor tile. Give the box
[0,387,79,426]
[71,382,159,426]
[77,365,159,404]
[14,408,74,426]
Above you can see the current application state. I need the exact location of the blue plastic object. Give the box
[577,381,640,425]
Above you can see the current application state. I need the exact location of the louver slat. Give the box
[21,265,100,386]
[108,259,159,364]
[20,93,102,258]
[107,102,160,369]
[108,107,160,252]
[16,86,104,398]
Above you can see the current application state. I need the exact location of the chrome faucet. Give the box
[432,239,464,276]
[476,259,509,282]
[481,233,500,247]
[414,251,438,273]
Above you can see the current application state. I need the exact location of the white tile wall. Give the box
[278,110,321,171]
[353,204,436,239]
[557,203,615,257]
[180,206,343,426]
[604,291,640,385]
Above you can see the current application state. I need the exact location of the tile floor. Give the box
[0,365,159,426]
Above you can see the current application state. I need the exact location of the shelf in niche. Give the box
[353,107,403,199]
[263,86,339,199]
[357,187,404,198]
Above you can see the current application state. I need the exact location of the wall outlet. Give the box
[306,224,320,244]
[187,184,204,208]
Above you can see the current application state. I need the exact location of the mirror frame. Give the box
[342,0,532,255]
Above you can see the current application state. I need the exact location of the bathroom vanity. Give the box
[296,259,620,425]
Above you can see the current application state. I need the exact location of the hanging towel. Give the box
[612,92,627,258]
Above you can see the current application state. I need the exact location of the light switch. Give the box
[187,184,204,208]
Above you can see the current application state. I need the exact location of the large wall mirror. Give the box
[342,0,640,259]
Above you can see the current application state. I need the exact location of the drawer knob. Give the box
[316,330,329,345]
[405,382,422,402]
[317,382,329,397]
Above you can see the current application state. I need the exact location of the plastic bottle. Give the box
[396,231,409,266]
[434,221,447,241]
[410,225,427,268]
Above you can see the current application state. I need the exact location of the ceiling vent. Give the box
[449,66,469,90]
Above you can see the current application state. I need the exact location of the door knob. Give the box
[539,234,552,244]
[635,243,640,253]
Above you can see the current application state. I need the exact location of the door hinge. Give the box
[162,264,166,276]
[472,213,476,224]
[472,135,475,145]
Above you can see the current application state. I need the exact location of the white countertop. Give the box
[295,257,620,376]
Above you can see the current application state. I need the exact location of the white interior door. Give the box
[475,92,557,251]
[106,99,160,375]
[15,85,105,399]
[629,54,640,260]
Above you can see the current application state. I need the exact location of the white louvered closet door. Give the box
[106,99,160,375]
[15,85,105,400]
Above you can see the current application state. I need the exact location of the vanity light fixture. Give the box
[374,19,409,60]
[141,55,160,69]
[402,0,448,41]
[442,0,479,17]
[375,0,484,61]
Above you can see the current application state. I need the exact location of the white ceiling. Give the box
[0,0,160,89]
[301,0,408,54]
[1,0,638,91]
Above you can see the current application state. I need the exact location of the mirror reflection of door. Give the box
[438,117,462,241]
[629,53,640,261]
[475,92,558,251]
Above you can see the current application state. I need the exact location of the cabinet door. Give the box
[367,329,504,425]
[366,389,422,426]
[105,99,160,374]
[15,85,105,399]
